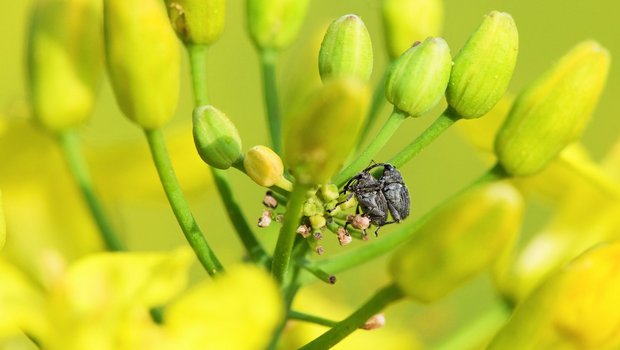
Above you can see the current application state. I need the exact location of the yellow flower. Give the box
[0,249,283,350]
[490,242,620,349]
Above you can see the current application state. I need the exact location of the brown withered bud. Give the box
[296,224,311,238]
[275,214,284,223]
[348,214,371,231]
[313,232,323,240]
[315,245,325,255]
[337,227,352,246]
[262,191,278,208]
[257,210,272,228]
[361,313,385,330]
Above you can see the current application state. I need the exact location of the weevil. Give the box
[335,162,410,236]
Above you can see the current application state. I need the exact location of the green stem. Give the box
[289,310,338,328]
[389,108,460,167]
[298,259,336,284]
[210,168,269,264]
[188,44,209,105]
[435,303,510,350]
[144,128,223,276]
[57,129,125,251]
[333,108,408,186]
[356,68,389,148]
[271,184,309,283]
[300,283,404,349]
[260,49,282,154]
[187,44,269,264]
[306,164,508,278]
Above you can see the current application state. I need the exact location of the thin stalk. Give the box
[305,164,508,278]
[300,283,404,349]
[435,303,510,350]
[187,44,269,264]
[389,107,460,167]
[260,49,283,154]
[144,128,223,276]
[333,107,408,186]
[188,44,209,106]
[57,129,125,251]
[211,168,269,264]
[289,310,338,328]
[271,184,309,283]
[356,68,389,148]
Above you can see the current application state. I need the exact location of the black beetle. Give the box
[336,162,410,236]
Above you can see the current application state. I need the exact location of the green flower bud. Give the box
[285,78,369,185]
[389,182,523,302]
[319,14,373,83]
[164,0,226,46]
[193,105,242,169]
[0,191,5,250]
[309,215,326,231]
[104,0,180,130]
[246,0,309,51]
[27,0,103,131]
[303,197,323,217]
[495,41,610,176]
[318,184,339,202]
[382,0,443,59]
[490,242,620,350]
[385,37,452,118]
[446,11,518,119]
[244,145,285,187]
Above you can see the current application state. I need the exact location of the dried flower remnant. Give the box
[262,191,278,208]
[258,210,272,228]
[296,225,311,238]
[337,227,352,246]
[361,313,386,330]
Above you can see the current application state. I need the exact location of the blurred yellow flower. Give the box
[0,249,283,350]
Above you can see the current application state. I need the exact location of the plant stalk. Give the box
[58,128,125,251]
[260,48,283,154]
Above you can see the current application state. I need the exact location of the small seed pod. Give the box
[382,0,443,59]
[285,78,369,184]
[244,145,285,187]
[164,0,225,45]
[494,40,610,177]
[246,0,309,51]
[193,105,243,169]
[385,37,452,118]
[319,14,373,83]
[389,182,523,302]
[446,11,518,119]
[104,0,180,130]
[27,0,103,131]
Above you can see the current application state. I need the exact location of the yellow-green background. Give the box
[1,0,618,347]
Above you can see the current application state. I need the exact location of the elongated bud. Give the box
[104,0,180,130]
[244,145,285,187]
[27,0,103,131]
[447,11,518,119]
[385,37,452,118]
[285,79,369,184]
[164,0,226,45]
[246,0,309,51]
[389,182,523,302]
[193,105,242,169]
[495,41,610,176]
[490,242,620,350]
[0,191,5,250]
[319,14,373,83]
[382,0,443,59]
